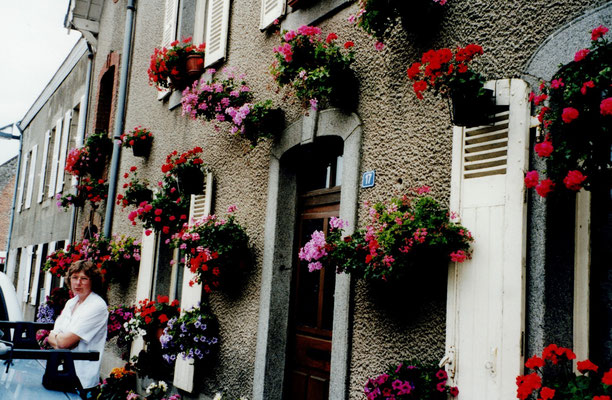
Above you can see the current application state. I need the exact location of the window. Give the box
[47,117,63,198]
[260,0,351,31]
[37,130,51,203]
[16,150,29,212]
[24,145,38,209]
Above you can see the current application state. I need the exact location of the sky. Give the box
[0,1,81,164]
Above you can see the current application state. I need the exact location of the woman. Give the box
[48,260,108,398]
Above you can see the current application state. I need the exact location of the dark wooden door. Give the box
[285,187,340,400]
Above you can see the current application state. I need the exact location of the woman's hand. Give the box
[48,330,81,350]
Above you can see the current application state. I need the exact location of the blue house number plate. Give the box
[362,170,375,188]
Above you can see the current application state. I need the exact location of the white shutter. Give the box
[56,110,73,194]
[159,0,179,100]
[6,248,18,286]
[130,230,158,359]
[29,245,45,305]
[259,0,284,30]
[204,0,230,67]
[20,245,35,303]
[38,130,51,203]
[42,242,56,303]
[193,0,207,46]
[25,145,38,209]
[16,151,29,212]
[174,170,214,392]
[48,118,63,197]
[72,97,87,186]
[446,79,530,400]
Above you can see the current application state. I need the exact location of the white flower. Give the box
[213,393,223,400]
[158,381,168,392]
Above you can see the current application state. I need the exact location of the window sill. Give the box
[282,0,352,32]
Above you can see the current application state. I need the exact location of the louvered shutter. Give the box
[16,151,29,212]
[204,0,230,67]
[25,145,38,209]
[72,97,86,187]
[29,245,44,305]
[6,249,18,286]
[38,130,51,203]
[260,0,285,30]
[48,118,63,197]
[173,170,214,392]
[130,230,158,359]
[42,242,56,303]
[20,245,34,303]
[56,110,72,194]
[445,79,530,400]
[159,0,179,100]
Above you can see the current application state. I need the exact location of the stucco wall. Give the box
[88,0,610,398]
[0,157,18,250]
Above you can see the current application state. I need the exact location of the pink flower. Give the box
[309,98,318,111]
[591,25,609,41]
[450,250,467,263]
[534,140,554,157]
[536,179,555,197]
[329,217,346,230]
[550,79,564,89]
[416,185,431,194]
[375,41,384,51]
[283,30,296,41]
[574,48,590,62]
[299,230,328,263]
[347,14,356,24]
[601,98,612,116]
[563,170,586,191]
[561,107,579,123]
[227,204,237,213]
[325,32,337,43]
[145,229,153,236]
[524,171,539,188]
[297,25,321,36]
[580,80,595,95]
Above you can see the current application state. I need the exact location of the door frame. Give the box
[253,109,362,400]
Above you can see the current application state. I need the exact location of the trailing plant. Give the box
[117,166,153,209]
[406,44,485,100]
[271,25,356,110]
[350,0,448,45]
[43,242,85,277]
[171,205,249,292]
[525,26,611,196]
[181,68,283,146]
[57,177,108,210]
[516,343,612,400]
[160,302,219,364]
[148,37,206,90]
[299,187,473,282]
[364,359,459,399]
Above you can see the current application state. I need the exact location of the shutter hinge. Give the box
[439,346,456,381]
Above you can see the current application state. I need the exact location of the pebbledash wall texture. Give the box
[80,0,611,399]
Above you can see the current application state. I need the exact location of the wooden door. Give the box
[285,187,340,400]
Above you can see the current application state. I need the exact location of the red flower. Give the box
[449,386,459,397]
[591,25,609,41]
[577,359,599,373]
[580,80,595,95]
[601,98,612,116]
[561,107,579,123]
[325,32,337,43]
[413,80,428,100]
[602,368,612,385]
[525,355,544,369]
[344,41,354,49]
[407,63,422,80]
[536,179,555,198]
[516,373,542,400]
[535,140,554,157]
[158,314,168,323]
[130,166,137,172]
[574,48,590,62]
[593,396,611,400]
[563,170,587,191]
[540,387,555,400]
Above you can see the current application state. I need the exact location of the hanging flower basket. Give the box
[185,53,205,78]
[451,87,495,127]
[148,37,206,91]
[132,139,152,157]
[242,105,285,147]
[176,165,205,195]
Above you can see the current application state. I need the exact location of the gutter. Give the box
[103,0,137,238]
[4,124,23,275]
[68,43,95,244]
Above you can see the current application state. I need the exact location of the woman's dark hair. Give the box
[65,260,105,296]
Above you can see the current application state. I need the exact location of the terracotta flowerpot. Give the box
[176,166,205,195]
[186,54,205,78]
[131,139,152,157]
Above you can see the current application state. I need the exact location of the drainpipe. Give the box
[103,0,136,239]
[68,43,95,244]
[4,123,23,274]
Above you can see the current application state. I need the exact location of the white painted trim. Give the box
[21,245,35,303]
[43,242,57,303]
[30,244,45,305]
[48,118,63,198]
[18,39,88,131]
[38,130,51,203]
[25,145,38,209]
[573,190,591,363]
[56,109,73,194]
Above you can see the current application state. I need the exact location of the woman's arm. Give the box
[48,330,81,350]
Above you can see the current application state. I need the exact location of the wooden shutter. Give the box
[56,110,73,194]
[48,118,63,198]
[29,245,44,305]
[42,242,56,303]
[25,145,38,209]
[72,97,86,187]
[445,79,530,400]
[173,170,214,392]
[19,245,35,303]
[6,249,18,287]
[204,0,230,67]
[16,151,29,213]
[38,130,51,203]
[260,0,284,30]
[159,0,179,100]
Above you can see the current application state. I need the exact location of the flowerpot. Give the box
[176,166,204,195]
[132,188,153,206]
[131,139,152,157]
[398,0,445,34]
[329,69,359,111]
[451,88,494,127]
[185,54,204,78]
[243,108,284,146]
[169,74,187,90]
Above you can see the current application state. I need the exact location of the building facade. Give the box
[7,0,612,399]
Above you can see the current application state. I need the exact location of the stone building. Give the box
[8,0,612,399]
[0,157,18,268]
